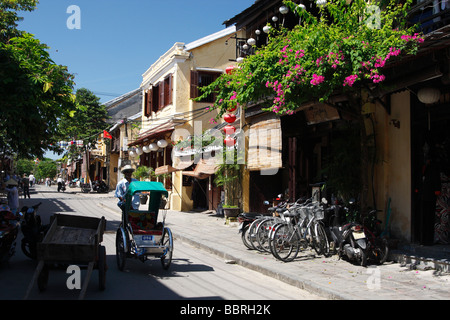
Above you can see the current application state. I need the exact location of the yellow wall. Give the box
[373,90,411,241]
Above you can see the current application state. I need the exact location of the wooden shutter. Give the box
[190,70,199,99]
[159,81,164,110]
[144,90,151,117]
[163,74,172,107]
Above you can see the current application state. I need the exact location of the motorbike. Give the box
[20,202,49,260]
[327,201,368,266]
[0,208,20,264]
[57,181,66,192]
[92,180,108,193]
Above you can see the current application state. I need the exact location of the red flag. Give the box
[103,130,112,139]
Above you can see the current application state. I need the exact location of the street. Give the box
[0,184,322,300]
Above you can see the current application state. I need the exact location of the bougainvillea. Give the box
[197,0,424,118]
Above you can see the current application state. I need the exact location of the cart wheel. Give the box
[160,227,173,270]
[98,245,106,291]
[116,228,127,271]
[37,264,49,292]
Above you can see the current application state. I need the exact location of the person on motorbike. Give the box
[57,175,65,192]
[114,165,139,211]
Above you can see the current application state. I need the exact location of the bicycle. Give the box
[269,201,329,262]
[362,209,389,265]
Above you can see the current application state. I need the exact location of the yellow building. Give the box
[128,26,245,211]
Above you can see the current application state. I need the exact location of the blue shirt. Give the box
[115,178,140,209]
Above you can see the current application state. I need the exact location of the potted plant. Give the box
[214,149,241,218]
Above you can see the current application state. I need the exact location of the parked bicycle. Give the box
[269,199,329,262]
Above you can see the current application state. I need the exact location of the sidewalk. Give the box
[96,195,450,300]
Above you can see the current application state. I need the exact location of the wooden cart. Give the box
[24,214,107,300]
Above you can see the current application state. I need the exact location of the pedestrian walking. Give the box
[3,179,19,214]
[29,173,35,187]
[21,174,30,199]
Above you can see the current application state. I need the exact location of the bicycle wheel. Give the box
[256,218,275,253]
[248,218,264,251]
[271,223,299,262]
[241,224,253,250]
[314,222,330,257]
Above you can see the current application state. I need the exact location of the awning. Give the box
[154,165,179,176]
[182,158,220,180]
[247,114,282,171]
[128,120,181,147]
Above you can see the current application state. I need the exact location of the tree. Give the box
[198,0,424,209]
[36,158,57,180]
[0,0,77,159]
[56,88,110,158]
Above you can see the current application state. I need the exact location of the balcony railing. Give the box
[407,0,450,34]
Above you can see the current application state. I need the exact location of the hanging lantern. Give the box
[224,113,236,123]
[128,150,136,158]
[135,147,143,155]
[157,139,168,148]
[247,38,256,46]
[263,25,271,33]
[142,145,151,153]
[417,87,440,104]
[226,65,236,75]
[223,125,236,135]
[227,105,237,112]
[224,136,236,147]
[149,142,159,151]
[279,5,289,14]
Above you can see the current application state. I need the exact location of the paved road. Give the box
[0,184,322,301]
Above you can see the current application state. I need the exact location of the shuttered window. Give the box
[190,70,220,102]
[147,73,174,115]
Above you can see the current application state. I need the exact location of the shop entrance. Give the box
[411,92,450,245]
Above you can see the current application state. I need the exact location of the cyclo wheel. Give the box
[271,223,299,262]
[161,227,173,270]
[115,228,127,271]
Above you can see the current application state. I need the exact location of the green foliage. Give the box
[56,88,110,159]
[0,1,77,158]
[36,159,57,180]
[133,166,154,181]
[15,158,35,175]
[197,0,422,118]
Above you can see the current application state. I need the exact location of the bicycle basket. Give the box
[297,207,308,219]
[314,208,325,220]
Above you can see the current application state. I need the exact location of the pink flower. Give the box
[343,74,358,87]
[310,74,325,86]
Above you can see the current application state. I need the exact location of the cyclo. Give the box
[115,181,173,271]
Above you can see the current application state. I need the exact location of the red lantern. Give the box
[223,125,236,135]
[224,136,236,147]
[226,65,236,75]
[227,105,237,112]
[224,113,236,123]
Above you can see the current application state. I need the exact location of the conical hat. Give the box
[6,179,18,186]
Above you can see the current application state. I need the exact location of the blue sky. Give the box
[18,0,255,103]
[17,0,255,159]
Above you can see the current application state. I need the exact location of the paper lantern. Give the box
[224,113,236,123]
[224,136,236,147]
[417,87,440,104]
[223,125,236,135]
[157,139,168,148]
[128,150,136,158]
[142,145,151,153]
[135,147,143,155]
[149,143,159,151]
